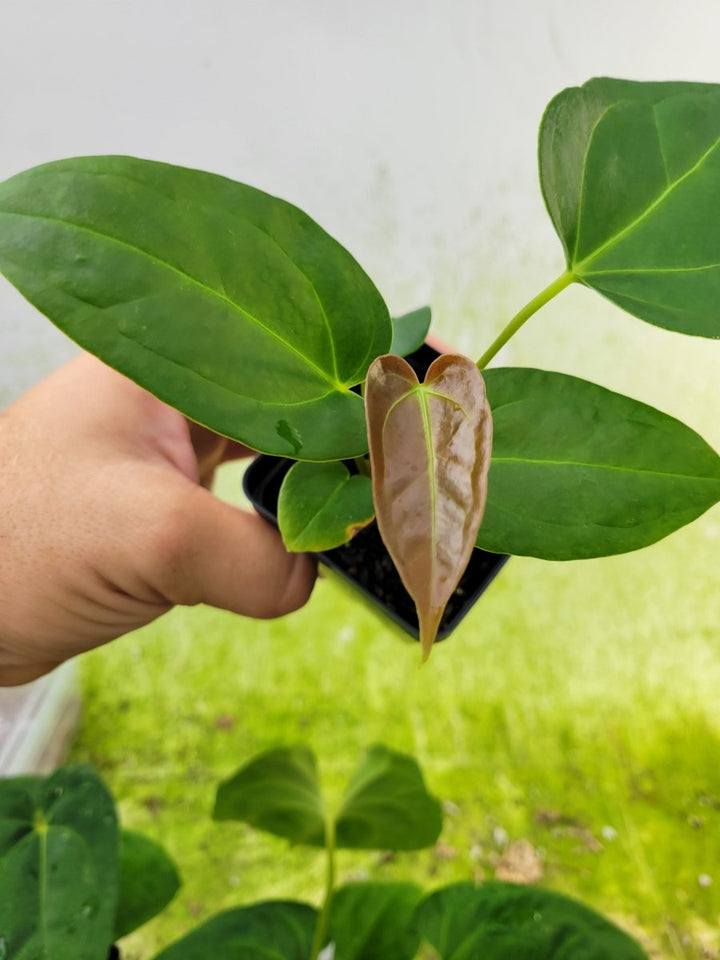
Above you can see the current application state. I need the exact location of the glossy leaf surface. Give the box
[0,765,117,960]
[278,460,374,551]
[114,830,181,940]
[416,882,649,959]
[213,745,326,847]
[479,367,720,559]
[366,354,492,657]
[335,744,442,850]
[541,78,720,336]
[329,882,423,960]
[390,305,432,357]
[152,901,318,960]
[0,156,391,459]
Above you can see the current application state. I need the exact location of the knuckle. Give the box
[140,494,201,605]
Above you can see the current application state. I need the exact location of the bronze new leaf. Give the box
[365,354,493,660]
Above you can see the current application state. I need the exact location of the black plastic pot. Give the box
[243,343,509,643]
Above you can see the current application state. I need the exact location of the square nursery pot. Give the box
[243,343,509,645]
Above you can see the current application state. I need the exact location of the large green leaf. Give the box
[213,745,326,847]
[0,156,391,459]
[541,78,720,336]
[335,744,443,850]
[277,460,375,551]
[479,367,720,559]
[0,765,118,960]
[329,882,423,960]
[152,901,318,960]
[415,882,649,959]
[365,354,492,658]
[114,829,181,940]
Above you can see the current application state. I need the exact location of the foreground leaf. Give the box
[541,78,720,337]
[479,367,720,559]
[335,744,442,850]
[390,305,432,357]
[152,901,318,960]
[114,830,181,940]
[278,461,374,551]
[0,156,391,459]
[0,765,118,960]
[213,745,326,846]
[329,882,423,960]
[365,354,492,658]
[416,882,649,959]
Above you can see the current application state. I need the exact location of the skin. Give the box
[0,353,316,686]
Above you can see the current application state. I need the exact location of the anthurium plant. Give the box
[0,747,650,960]
[2,77,720,655]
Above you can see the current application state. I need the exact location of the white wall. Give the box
[2,0,720,412]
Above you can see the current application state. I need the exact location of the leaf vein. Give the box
[493,456,720,483]
[0,208,343,389]
[575,128,720,271]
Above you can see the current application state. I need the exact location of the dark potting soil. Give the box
[243,455,508,641]
[325,518,507,638]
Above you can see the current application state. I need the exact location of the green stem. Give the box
[476,270,574,370]
[309,820,336,960]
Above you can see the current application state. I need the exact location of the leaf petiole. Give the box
[476,269,574,370]
[309,819,336,960]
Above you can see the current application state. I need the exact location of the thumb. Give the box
[150,480,317,619]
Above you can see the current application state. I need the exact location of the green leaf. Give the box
[0,156,392,460]
[335,744,442,850]
[278,461,374,551]
[329,882,423,960]
[152,901,318,960]
[365,354,492,658]
[0,764,118,960]
[479,367,720,560]
[114,830,181,940]
[541,77,720,337]
[415,882,649,959]
[213,745,326,847]
[390,305,431,357]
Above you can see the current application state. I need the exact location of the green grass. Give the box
[71,466,720,959]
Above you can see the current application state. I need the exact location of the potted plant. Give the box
[1,76,719,659]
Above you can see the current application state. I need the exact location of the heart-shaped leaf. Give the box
[390,306,432,357]
[278,461,374,551]
[0,156,391,460]
[213,745,326,847]
[365,354,492,658]
[541,78,720,337]
[334,744,442,851]
[0,764,118,960]
[152,901,318,960]
[415,882,649,959]
[114,829,181,940]
[479,367,720,559]
[329,882,423,960]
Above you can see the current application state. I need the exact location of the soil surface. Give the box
[244,456,507,641]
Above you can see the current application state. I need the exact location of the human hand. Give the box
[0,353,316,686]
